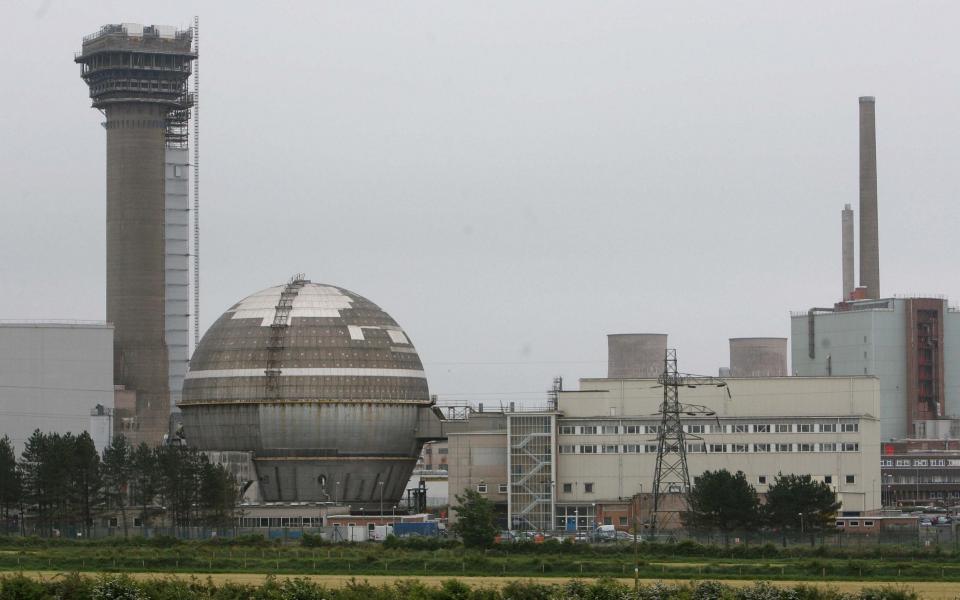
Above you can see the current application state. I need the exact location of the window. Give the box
[559,426,576,435]
[824,475,833,484]
[731,443,748,453]
[798,423,813,433]
[562,483,572,493]
[776,424,792,433]
[173,165,183,177]
[758,475,767,484]
[849,520,859,527]
[732,424,748,433]
[754,443,771,453]
[776,443,792,452]
[841,423,859,433]
[687,443,706,453]
[625,425,643,434]
[842,443,860,452]
[709,444,725,453]
[754,424,771,433]
[836,521,845,527]
[108,517,119,527]
[845,475,856,484]
[581,426,598,435]
[133,517,143,527]
[821,443,837,452]
[559,445,575,454]
[881,459,893,466]
[644,444,658,453]
[646,425,660,434]
[687,424,704,434]
[931,459,946,467]
[603,516,613,525]
[580,445,597,453]
[864,520,874,527]
[619,517,628,526]
[798,443,815,452]
[477,484,488,493]
[602,425,618,434]
[896,459,910,467]
[623,444,641,453]
[498,483,508,494]
[584,483,594,493]
[821,423,837,433]
[602,444,619,454]
[368,523,376,532]
[438,447,448,454]
[914,459,928,467]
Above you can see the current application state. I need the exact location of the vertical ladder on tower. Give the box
[264,275,307,396]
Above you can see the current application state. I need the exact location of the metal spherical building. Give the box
[179,277,440,507]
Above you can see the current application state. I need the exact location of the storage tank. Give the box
[728,338,788,377]
[179,277,441,507]
[607,334,667,378]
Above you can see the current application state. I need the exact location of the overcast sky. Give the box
[1,1,958,406]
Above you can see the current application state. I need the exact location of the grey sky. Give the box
[1,1,958,407]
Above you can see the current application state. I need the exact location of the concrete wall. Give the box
[446,412,508,522]
[0,323,114,451]
[105,103,171,445]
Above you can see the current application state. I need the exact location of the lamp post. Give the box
[379,481,385,521]
[798,512,805,545]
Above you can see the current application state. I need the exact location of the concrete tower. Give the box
[842,203,855,300]
[76,24,196,445]
[729,338,788,377]
[858,96,880,300]
[607,334,668,378]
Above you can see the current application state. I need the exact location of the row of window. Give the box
[475,483,509,494]
[558,442,860,454]
[557,474,854,494]
[836,520,874,528]
[558,423,859,435]
[881,458,957,468]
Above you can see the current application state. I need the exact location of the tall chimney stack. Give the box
[858,96,880,300]
[842,203,854,300]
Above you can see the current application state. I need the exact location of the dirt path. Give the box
[14,571,960,599]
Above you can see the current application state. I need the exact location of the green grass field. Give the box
[2,539,960,583]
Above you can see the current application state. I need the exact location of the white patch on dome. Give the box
[386,329,409,344]
[229,284,354,326]
[347,325,365,340]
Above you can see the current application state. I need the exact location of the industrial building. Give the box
[0,322,115,452]
[178,277,444,508]
[75,23,197,445]
[794,96,960,441]
[792,297,960,441]
[880,439,960,506]
[447,341,881,531]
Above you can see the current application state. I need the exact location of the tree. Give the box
[102,435,133,537]
[198,462,238,529]
[450,488,497,548]
[130,443,159,531]
[0,435,21,534]
[764,473,841,540]
[683,469,761,544]
[71,432,102,538]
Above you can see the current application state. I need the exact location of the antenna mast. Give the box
[192,16,200,349]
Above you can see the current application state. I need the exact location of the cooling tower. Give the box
[607,334,668,378]
[729,338,788,378]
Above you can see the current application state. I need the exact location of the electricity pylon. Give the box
[650,349,731,534]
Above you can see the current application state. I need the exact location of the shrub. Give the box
[91,576,146,600]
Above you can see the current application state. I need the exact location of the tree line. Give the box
[0,432,238,537]
[684,469,841,543]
